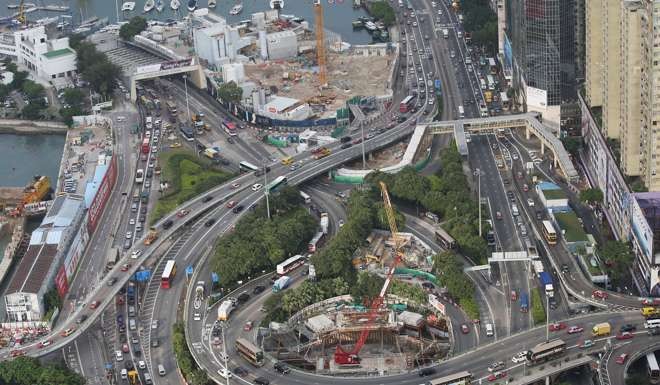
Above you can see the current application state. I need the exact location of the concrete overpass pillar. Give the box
[541,141,545,155]
[189,65,208,90]
[553,152,559,169]
[130,77,137,103]
[525,125,531,140]
[545,376,550,385]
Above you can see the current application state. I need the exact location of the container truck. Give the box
[272,276,292,293]
[320,213,329,234]
[308,264,316,281]
[520,293,529,313]
[539,271,555,297]
[217,300,235,321]
[592,322,611,337]
[106,247,119,271]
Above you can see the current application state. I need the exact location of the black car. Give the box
[108,277,118,286]
[273,362,290,374]
[76,315,88,324]
[139,215,146,223]
[232,205,244,214]
[237,292,250,303]
[649,328,660,336]
[205,218,216,227]
[202,195,213,203]
[233,367,248,376]
[419,367,436,377]
[254,378,270,385]
[340,143,352,150]
[340,136,351,143]
[560,264,570,273]
[620,324,637,333]
[162,219,173,230]
[253,285,265,294]
[535,210,543,220]
[140,206,147,214]
[151,338,160,348]
[125,360,134,370]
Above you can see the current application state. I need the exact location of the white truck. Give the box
[308,264,316,281]
[217,300,235,321]
[193,281,205,310]
[320,213,329,234]
[442,29,449,39]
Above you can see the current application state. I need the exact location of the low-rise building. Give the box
[536,181,569,210]
[4,194,84,322]
[192,14,253,67]
[5,26,77,87]
[260,96,312,121]
[266,30,297,60]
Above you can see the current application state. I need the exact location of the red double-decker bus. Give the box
[222,120,238,136]
[399,95,416,113]
[161,260,177,289]
[141,138,150,154]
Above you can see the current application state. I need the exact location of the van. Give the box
[158,364,166,376]
[144,372,152,384]
[128,306,135,317]
[132,191,140,202]
[131,203,138,212]
[120,369,127,379]
[485,323,494,336]
[129,318,136,331]
[511,204,519,216]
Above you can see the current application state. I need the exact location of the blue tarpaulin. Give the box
[211,272,219,283]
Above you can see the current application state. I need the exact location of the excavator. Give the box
[334,181,405,365]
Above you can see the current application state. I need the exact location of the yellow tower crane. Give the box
[313,0,328,88]
[17,0,27,25]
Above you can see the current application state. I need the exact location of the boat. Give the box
[208,0,216,8]
[229,3,243,15]
[121,1,136,11]
[170,0,180,10]
[187,0,197,11]
[364,21,377,31]
[156,0,164,11]
[56,21,70,29]
[270,0,283,9]
[352,20,363,29]
[144,0,155,12]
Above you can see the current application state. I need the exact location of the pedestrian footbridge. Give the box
[418,113,579,183]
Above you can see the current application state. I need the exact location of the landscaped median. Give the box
[151,150,234,224]
[531,287,546,325]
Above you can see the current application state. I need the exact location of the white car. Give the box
[512,351,527,363]
[125,232,132,239]
[117,116,126,122]
[129,218,135,225]
[115,350,123,362]
[138,360,146,369]
[131,250,142,259]
[428,99,434,105]
[217,368,233,379]
[151,145,158,153]
[251,183,263,191]
[152,319,159,329]
[193,313,201,321]
[512,153,519,160]
[527,198,535,207]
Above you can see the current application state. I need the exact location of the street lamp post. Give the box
[477,168,482,237]
[264,162,271,220]
[360,122,366,169]
[545,294,550,342]
[221,324,229,385]
[183,75,198,157]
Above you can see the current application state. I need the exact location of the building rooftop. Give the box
[5,195,83,295]
[635,192,660,212]
[84,154,111,208]
[263,96,300,113]
[538,181,561,190]
[42,47,75,59]
[542,189,567,200]
[555,211,589,243]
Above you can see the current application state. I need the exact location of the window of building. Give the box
[51,74,56,79]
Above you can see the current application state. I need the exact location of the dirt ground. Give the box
[244,51,394,113]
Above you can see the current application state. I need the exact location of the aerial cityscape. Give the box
[0,0,658,385]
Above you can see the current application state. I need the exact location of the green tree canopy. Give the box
[579,187,603,205]
[561,136,582,157]
[217,81,243,103]
[71,41,120,97]
[370,2,396,26]
[119,16,148,41]
[597,240,633,283]
[0,357,84,385]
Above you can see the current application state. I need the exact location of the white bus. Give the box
[647,352,660,383]
[239,161,259,173]
[135,169,144,184]
[276,254,305,275]
[458,105,465,119]
[300,191,311,204]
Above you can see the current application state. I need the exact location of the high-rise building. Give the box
[502,0,578,132]
[584,0,660,190]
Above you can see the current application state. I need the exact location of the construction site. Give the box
[261,184,449,376]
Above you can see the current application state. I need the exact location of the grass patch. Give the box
[579,253,603,276]
[554,212,589,242]
[541,189,567,200]
[151,150,234,224]
[531,287,546,325]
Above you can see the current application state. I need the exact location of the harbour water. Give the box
[0,0,376,44]
[0,133,65,187]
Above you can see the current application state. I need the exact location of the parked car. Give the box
[592,290,609,299]
[549,322,567,331]
[567,326,583,334]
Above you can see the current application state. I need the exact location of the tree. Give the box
[0,357,84,385]
[21,102,44,120]
[10,70,29,90]
[217,81,243,103]
[63,88,85,107]
[22,80,44,100]
[351,272,385,303]
[370,2,396,26]
[561,136,582,157]
[119,16,147,41]
[68,33,85,50]
[598,240,633,283]
[579,187,603,205]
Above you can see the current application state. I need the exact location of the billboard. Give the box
[526,86,548,109]
[87,155,117,234]
[651,266,660,297]
[55,266,69,299]
[630,199,653,262]
[428,294,446,316]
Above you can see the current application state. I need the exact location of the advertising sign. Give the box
[135,63,162,75]
[526,86,548,109]
[87,156,117,234]
[160,58,193,71]
[651,266,660,297]
[55,266,69,299]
